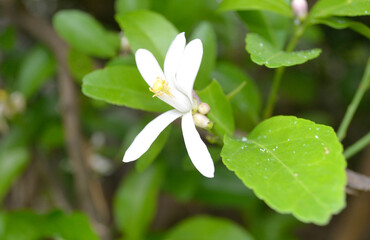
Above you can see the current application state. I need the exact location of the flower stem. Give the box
[227,81,246,100]
[263,24,305,119]
[337,58,370,141]
[344,131,370,159]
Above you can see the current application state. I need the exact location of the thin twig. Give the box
[344,131,370,159]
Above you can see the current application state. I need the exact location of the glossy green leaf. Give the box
[212,62,261,130]
[115,0,151,14]
[191,22,217,90]
[0,148,29,202]
[310,0,370,18]
[116,10,178,65]
[221,116,346,225]
[246,33,321,68]
[67,48,94,82]
[197,80,234,137]
[114,164,164,240]
[219,0,292,17]
[16,45,56,98]
[238,11,290,49]
[311,17,370,39]
[1,210,99,240]
[53,10,120,58]
[82,65,170,112]
[166,216,254,240]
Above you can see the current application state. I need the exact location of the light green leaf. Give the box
[166,216,254,240]
[82,65,170,112]
[191,22,217,90]
[115,0,151,14]
[218,0,292,17]
[212,62,261,130]
[114,164,164,240]
[1,210,99,240]
[197,80,234,137]
[238,11,290,49]
[136,126,171,172]
[116,10,178,65]
[221,116,346,225]
[53,10,120,58]
[311,17,370,39]
[310,0,370,18]
[0,148,29,202]
[67,48,94,82]
[16,45,56,98]
[246,33,321,68]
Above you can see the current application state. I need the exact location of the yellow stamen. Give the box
[149,77,172,97]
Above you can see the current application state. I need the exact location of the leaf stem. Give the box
[263,24,306,119]
[227,81,246,100]
[337,58,370,141]
[344,132,370,159]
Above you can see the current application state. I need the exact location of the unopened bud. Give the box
[10,92,25,113]
[198,103,210,115]
[291,0,308,21]
[192,98,199,114]
[193,113,213,129]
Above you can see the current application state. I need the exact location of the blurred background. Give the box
[0,0,369,239]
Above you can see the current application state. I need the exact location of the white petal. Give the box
[135,49,164,88]
[181,111,214,178]
[123,109,182,162]
[176,39,203,100]
[164,32,186,85]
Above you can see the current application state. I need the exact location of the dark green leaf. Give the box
[221,116,346,225]
[310,0,370,18]
[191,22,217,90]
[115,0,151,14]
[212,62,261,130]
[116,10,178,65]
[114,163,164,240]
[166,216,254,240]
[219,0,292,17]
[16,45,56,98]
[53,10,120,57]
[311,17,370,39]
[246,33,321,68]
[0,148,29,202]
[82,65,170,112]
[197,80,234,137]
[0,27,16,51]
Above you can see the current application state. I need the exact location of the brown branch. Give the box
[1,0,110,237]
[346,169,370,192]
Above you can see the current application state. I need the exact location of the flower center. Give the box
[149,77,172,97]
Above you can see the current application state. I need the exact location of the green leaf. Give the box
[136,126,171,172]
[115,0,151,14]
[246,33,321,68]
[212,62,261,130]
[191,22,217,90]
[218,0,292,17]
[16,45,56,98]
[67,48,94,82]
[82,65,170,112]
[116,10,178,65]
[1,210,99,240]
[114,164,164,240]
[0,26,16,51]
[53,10,120,58]
[311,17,370,39]
[238,11,290,49]
[166,216,254,240]
[197,80,234,137]
[0,148,29,202]
[310,0,370,19]
[221,116,346,225]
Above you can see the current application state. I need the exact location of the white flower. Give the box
[122,32,215,178]
[291,0,308,20]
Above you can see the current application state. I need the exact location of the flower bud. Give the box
[291,0,308,21]
[193,113,212,129]
[192,98,199,114]
[10,92,25,113]
[198,102,210,115]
